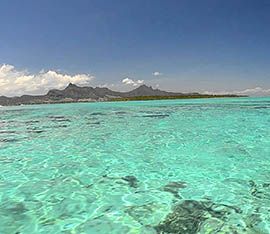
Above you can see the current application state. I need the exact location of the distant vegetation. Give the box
[110,94,243,102]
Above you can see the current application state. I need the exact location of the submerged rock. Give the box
[162,181,187,199]
[0,138,19,143]
[122,176,139,188]
[114,111,127,115]
[48,115,71,122]
[263,183,270,188]
[90,112,106,116]
[141,114,170,119]
[154,199,241,234]
[155,200,206,234]
[249,180,264,199]
[87,121,101,125]
[102,174,139,188]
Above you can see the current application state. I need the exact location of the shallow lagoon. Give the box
[0,97,269,233]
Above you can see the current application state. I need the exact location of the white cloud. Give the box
[99,83,115,88]
[235,87,270,96]
[122,77,144,86]
[152,71,162,76]
[0,64,94,96]
[202,87,270,96]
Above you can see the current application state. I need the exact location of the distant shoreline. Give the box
[0,83,245,106]
[109,94,244,102]
[0,95,246,107]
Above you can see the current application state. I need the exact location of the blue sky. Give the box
[0,0,270,96]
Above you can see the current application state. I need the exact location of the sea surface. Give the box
[0,97,269,234]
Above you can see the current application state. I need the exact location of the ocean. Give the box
[0,97,269,233]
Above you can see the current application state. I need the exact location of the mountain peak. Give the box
[65,83,79,90]
[136,84,153,90]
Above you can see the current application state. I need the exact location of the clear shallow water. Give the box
[0,97,269,234]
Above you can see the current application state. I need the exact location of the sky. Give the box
[0,0,270,96]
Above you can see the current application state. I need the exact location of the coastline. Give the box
[0,95,246,107]
[0,83,246,107]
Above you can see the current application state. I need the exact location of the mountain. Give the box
[47,83,99,99]
[51,84,177,98]
[47,83,124,99]
[123,85,182,97]
[0,83,241,106]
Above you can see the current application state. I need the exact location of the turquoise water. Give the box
[0,97,269,234]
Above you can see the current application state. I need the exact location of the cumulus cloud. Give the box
[0,64,94,96]
[152,71,162,76]
[122,77,144,86]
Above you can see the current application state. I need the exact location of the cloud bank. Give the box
[235,87,270,96]
[0,64,94,96]
[122,77,144,86]
[203,87,270,96]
